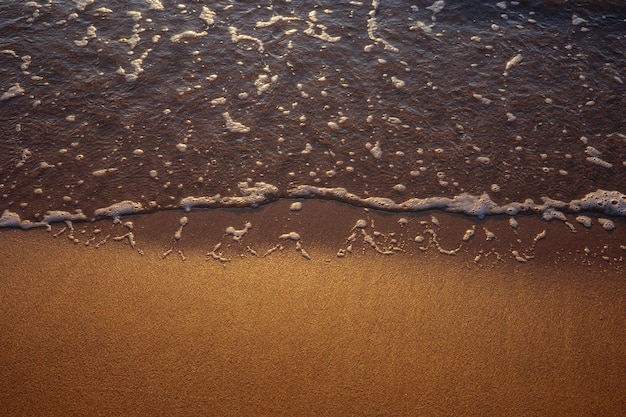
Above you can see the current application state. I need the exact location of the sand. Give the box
[1,201,625,416]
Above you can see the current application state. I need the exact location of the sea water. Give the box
[1,0,625,229]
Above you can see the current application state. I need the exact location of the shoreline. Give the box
[3,199,624,269]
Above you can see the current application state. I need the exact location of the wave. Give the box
[1,182,624,230]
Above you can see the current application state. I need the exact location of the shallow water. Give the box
[1,0,625,224]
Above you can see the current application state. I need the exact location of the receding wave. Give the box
[1,0,624,227]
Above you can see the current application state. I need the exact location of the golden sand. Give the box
[1,201,625,416]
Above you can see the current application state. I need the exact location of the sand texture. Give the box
[1,201,625,416]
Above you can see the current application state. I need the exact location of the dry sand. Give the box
[1,200,625,416]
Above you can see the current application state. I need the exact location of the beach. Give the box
[1,202,625,416]
[1,0,625,414]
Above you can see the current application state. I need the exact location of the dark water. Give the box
[1,0,625,224]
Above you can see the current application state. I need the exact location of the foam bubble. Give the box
[256,15,300,28]
[542,208,566,222]
[598,218,615,231]
[200,6,216,25]
[370,141,382,159]
[504,54,523,74]
[181,182,278,211]
[0,209,87,230]
[472,93,492,105]
[586,156,613,169]
[366,5,398,52]
[94,201,143,219]
[462,226,476,242]
[73,0,94,11]
[391,76,405,88]
[92,168,118,177]
[222,112,250,133]
[426,0,445,15]
[229,26,264,52]
[571,190,626,216]
[572,14,588,26]
[393,184,406,192]
[171,30,208,43]
[226,222,252,242]
[146,0,164,11]
[1,84,25,101]
[279,231,301,241]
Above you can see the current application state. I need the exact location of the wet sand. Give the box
[1,201,625,416]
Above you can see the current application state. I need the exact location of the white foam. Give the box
[586,156,613,169]
[210,97,227,106]
[504,53,523,74]
[256,15,300,28]
[226,222,252,242]
[472,93,492,105]
[575,215,592,228]
[254,73,278,95]
[532,230,547,244]
[145,0,164,11]
[585,146,601,157]
[74,24,97,47]
[73,0,94,11]
[572,14,587,26]
[598,218,615,231]
[181,182,278,211]
[222,112,250,133]
[1,84,25,101]
[426,0,445,15]
[0,210,38,229]
[279,231,301,241]
[172,216,188,240]
[200,6,216,25]
[462,226,476,242]
[92,168,118,177]
[1,49,18,58]
[542,208,566,222]
[171,30,208,43]
[94,201,143,219]
[393,184,406,192]
[127,10,142,22]
[410,21,434,35]
[0,209,88,230]
[511,250,528,263]
[366,9,398,52]
[304,22,341,43]
[369,141,382,159]
[118,49,152,82]
[353,219,367,229]
[391,76,405,88]
[229,26,264,52]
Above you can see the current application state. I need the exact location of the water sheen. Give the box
[1,0,625,221]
